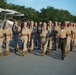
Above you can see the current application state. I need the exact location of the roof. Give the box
[0,8,24,16]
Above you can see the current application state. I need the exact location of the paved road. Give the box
[0,38,76,75]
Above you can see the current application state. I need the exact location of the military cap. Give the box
[24,22,27,25]
[43,22,47,27]
[49,21,52,23]
[31,21,34,23]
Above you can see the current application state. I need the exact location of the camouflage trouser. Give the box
[70,39,74,51]
[34,33,38,46]
[53,36,58,50]
[13,34,19,49]
[37,34,41,47]
[23,39,28,52]
[48,38,53,50]
[30,35,35,50]
[74,38,76,47]
[6,40,10,51]
[41,38,48,53]
[65,36,71,52]
[0,38,3,53]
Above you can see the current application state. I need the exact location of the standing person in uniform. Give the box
[29,21,35,53]
[21,22,30,56]
[34,22,38,46]
[37,22,42,50]
[0,26,5,58]
[69,22,74,51]
[47,21,53,53]
[65,21,71,56]
[12,21,21,53]
[41,23,49,56]
[58,22,67,60]
[53,21,60,51]
[73,23,76,47]
[3,21,12,56]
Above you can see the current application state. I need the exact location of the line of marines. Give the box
[0,20,76,60]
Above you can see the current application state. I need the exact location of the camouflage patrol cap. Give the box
[71,22,73,25]
[43,22,47,27]
[55,21,58,25]
[55,21,58,23]
[59,22,61,25]
[67,21,70,24]
[31,21,34,23]
[39,22,42,25]
[24,22,27,25]
[49,21,52,23]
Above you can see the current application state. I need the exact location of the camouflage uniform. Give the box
[21,22,30,56]
[53,22,60,50]
[65,23,71,55]
[4,22,12,55]
[69,22,74,51]
[47,21,53,52]
[73,23,76,47]
[37,22,42,49]
[29,21,35,53]
[34,22,38,46]
[41,23,49,56]
[0,27,4,57]
[12,21,21,52]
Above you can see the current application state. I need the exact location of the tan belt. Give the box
[22,34,27,36]
[42,36,46,38]
[0,36,3,38]
[6,34,10,36]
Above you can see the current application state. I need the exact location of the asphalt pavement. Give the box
[0,38,76,75]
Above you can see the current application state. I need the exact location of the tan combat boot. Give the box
[56,44,58,51]
[65,51,68,57]
[41,52,45,56]
[0,53,3,58]
[5,51,10,56]
[22,51,25,56]
[49,49,52,53]
[30,50,34,53]
[25,51,28,55]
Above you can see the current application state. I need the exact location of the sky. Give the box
[7,0,76,16]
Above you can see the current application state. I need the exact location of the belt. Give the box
[14,33,19,34]
[0,36,3,38]
[60,38,66,40]
[42,36,46,38]
[6,34,10,36]
[22,34,27,36]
